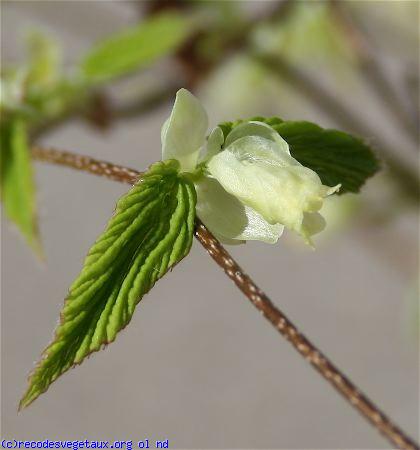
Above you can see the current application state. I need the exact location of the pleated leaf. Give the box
[219,117,380,194]
[0,118,41,254]
[20,159,196,409]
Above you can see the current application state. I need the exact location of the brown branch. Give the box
[30,145,419,450]
[31,146,140,183]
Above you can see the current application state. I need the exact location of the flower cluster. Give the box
[162,89,339,246]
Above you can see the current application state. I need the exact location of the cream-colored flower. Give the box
[161,88,339,245]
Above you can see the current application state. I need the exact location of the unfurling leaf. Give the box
[81,12,192,83]
[20,160,196,409]
[219,117,380,194]
[0,118,41,254]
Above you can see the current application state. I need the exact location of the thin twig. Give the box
[31,146,140,183]
[30,145,419,450]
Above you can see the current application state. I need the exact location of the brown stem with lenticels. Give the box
[30,145,419,450]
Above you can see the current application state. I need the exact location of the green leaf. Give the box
[80,12,192,83]
[0,118,41,254]
[219,117,380,194]
[19,160,196,409]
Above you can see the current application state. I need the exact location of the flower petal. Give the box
[300,212,326,246]
[224,121,290,155]
[207,135,339,242]
[161,88,208,172]
[195,176,283,244]
[200,126,224,163]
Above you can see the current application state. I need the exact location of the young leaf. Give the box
[0,118,41,254]
[19,160,196,409]
[220,117,380,194]
[80,12,192,83]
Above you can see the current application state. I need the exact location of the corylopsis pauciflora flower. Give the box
[162,88,340,246]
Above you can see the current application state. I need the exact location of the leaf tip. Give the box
[18,386,37,411]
